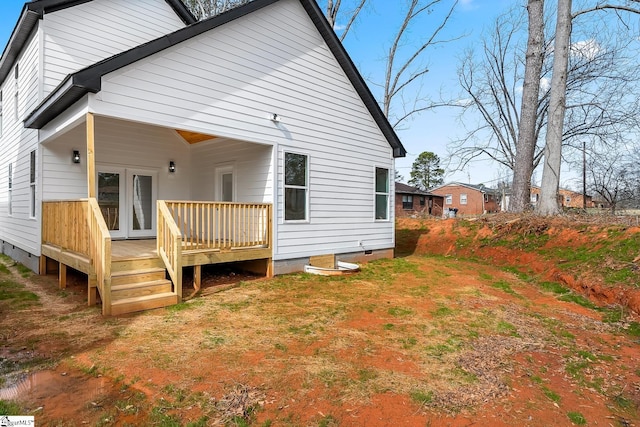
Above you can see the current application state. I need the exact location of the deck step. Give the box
[112,268,167,286]
[111,257,165,273]
[110,292,179,316]
[111,279,173,300]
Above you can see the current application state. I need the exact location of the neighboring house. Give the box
[0,0,406,315]
[430,182,500,216]
[394,182,443,217]
[530,186,592,209]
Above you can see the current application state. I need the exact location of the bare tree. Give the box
[183,0,252,19]
[537,0,640,215]
[325,0,368,41]
[588,142,639,213]
[511,0,545,212]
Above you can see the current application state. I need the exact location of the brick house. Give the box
[430,182,500,216]
[395,183,444,217]
[530,186,593,209]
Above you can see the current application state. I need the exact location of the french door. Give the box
[96,167,157,239]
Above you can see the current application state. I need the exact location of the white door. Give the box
[215,166,235,202]
[96,167,157,239]
[128,169,157,238]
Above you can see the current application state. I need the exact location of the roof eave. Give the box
[0,8,41,84]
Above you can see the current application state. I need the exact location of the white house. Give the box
[0,0,406,315]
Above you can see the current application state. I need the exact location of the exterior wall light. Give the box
[270,113,281,122]
[72,150,80,163]
[169,161,176,173]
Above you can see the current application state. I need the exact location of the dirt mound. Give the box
[397,214,640,314]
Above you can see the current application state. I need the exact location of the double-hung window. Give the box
[402,195,413,210]
[445,194,452,205]
[30,150,36,218]
[375,167,389,220]
[284,152,308,221]
[460,193,468,205]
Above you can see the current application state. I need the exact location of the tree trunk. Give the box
[510,0,545,212]
[537,0,572,215]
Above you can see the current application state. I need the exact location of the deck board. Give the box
[111,239,158,260]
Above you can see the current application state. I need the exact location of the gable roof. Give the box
[395,182,435,197]
[22,0,406,158]
[430,182,495,193]
[0,0,196,84]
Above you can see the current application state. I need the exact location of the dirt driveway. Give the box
[1,225,639,426]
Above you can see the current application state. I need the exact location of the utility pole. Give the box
[583,140,587,210]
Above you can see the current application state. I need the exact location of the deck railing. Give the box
[157,200,183,301]
[164,201,272,251]
[42,200,90,253]
[87,198,112,315]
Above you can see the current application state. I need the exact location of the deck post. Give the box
[58,263,67,289]
[39,255,47,275]
[88,274,97,306]
[193,265,201,291]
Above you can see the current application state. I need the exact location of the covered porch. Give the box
[39,113,274,315]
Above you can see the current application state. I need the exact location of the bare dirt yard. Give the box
[1,215,639,426]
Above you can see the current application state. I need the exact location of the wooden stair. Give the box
[108,257,179,315]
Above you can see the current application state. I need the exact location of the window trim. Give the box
[374,166,390,221]
[445,194,453,205]
[30,150,36,219]
[283,151,309,222]
[460,193,468,205]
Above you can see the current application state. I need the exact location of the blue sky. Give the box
[0,0,512,186]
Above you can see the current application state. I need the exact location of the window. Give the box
[30,150,36,218]
[460,193,468,205]
[445,194,452,205]
[8,164,12,216]
[375,167,389,220]
[419,196,425,206]
[484,194,489,202]
[402,195,413,210]
[284,152,307,221]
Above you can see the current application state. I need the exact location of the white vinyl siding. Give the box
[0,91,3,137]
[42,0,186,96]
[7,164,13,216]
[88,0,395,259]
[0,30,40,255]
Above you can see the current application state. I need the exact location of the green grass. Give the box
[0,400,23,415]
[410,390,433,405]
[542,386,561,403]
[567,411,587,425]
[0,279,39,309]
[496,321,519,337]
[491,280,519,296]
[388,306,414,317]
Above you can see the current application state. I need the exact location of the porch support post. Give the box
[87,113,96,198]
[39,255,47,275]
[58,263,67,289]
[88,273,98,306]
[193,265,201,291]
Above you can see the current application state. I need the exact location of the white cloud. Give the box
[571,39,602,61]
[333,24,346,31]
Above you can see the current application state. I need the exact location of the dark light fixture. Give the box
[169,161,176,173]
[72,150,80,164]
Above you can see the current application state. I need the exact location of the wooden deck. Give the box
[41,199,273,315]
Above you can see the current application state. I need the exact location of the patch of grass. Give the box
[202,330,226,348]
[410,390,433,405]
[186,417,209,427]
[274,343,287,352]
[496,321,519,337]
[0,279,39,309]
[15,263,32,278]
[542,386,561,403]
[399,336,418,349]
[0,400,23,415]
[166,299,205,312]
[150,401,181,427]
[539,281,569,294]
[388,306,413,317]
[479,272,493,281]
[491,280,519,296]
[431,305,454,317]
[408,285,430,296]
[383,323,394,330]
[625,321,640,337]
[357,368,378,382]
[558,293,598,310]
[0,263,11,275]
[501,266,533,282]
[567,411,586,425]
[317,414,339,427]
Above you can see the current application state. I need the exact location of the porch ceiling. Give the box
[176,129,218,144]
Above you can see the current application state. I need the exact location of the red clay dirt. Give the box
[1,217,639,426]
